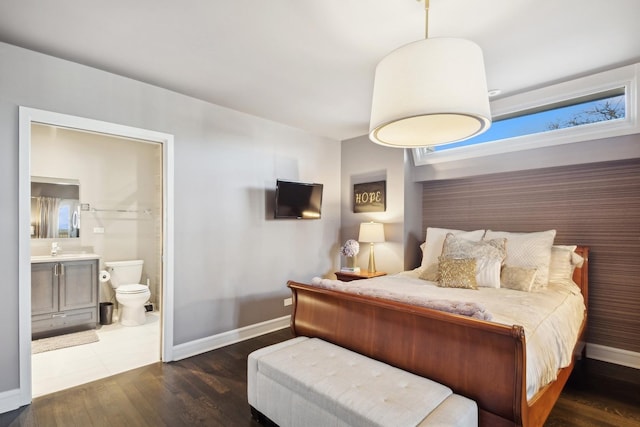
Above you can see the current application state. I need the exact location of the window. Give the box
[413,63,639,166]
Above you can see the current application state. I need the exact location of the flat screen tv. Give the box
[275,180,323,219]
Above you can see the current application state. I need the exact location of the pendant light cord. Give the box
[424,0,430,39]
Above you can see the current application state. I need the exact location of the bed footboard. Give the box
[288,280,526,426]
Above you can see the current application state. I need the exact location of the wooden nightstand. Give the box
[334,270,387,282]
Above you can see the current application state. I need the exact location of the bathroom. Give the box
[29,123,163,396]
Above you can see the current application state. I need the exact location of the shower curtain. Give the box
[34,196,60,238]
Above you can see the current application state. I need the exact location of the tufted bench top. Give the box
[248,336,477,427]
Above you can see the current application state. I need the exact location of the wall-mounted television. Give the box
[275,180,323,219]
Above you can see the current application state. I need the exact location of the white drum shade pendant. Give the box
[369,4,491,148]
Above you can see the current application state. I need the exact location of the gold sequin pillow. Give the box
[437,257,478,289]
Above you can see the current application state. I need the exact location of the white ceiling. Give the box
[1,0,639,141]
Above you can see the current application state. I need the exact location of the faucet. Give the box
[51,242,61,256]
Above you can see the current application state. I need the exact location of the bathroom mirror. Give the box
[31,176,81,239]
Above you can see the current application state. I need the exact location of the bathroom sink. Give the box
[31,253,100,263]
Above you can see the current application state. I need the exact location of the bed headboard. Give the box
[421,159,640,355]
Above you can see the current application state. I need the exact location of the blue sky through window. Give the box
[429,94,625,152]
[58,204,70,229]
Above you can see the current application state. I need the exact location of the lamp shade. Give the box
[359,222,385,243]
[369,37,491,148]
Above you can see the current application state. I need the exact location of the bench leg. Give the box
[250,406,278,426]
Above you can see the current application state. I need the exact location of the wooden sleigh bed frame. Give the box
[287,246,589,427]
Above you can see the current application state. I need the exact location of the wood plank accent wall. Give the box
[422,158,640,354]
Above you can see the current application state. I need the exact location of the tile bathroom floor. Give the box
[31,310,161,398]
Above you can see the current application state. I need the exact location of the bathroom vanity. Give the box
[31,254,100,339]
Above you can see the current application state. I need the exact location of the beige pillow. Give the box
[419,262,439,282]
[549,245,585,282]
[501,266,537,292]
[421,227,485,270]
[484,229,556,289]
[437,257,478,290]
[549,245,574,282]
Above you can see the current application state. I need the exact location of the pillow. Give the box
[501,266,537,292]
[474,258,502,288]
[484,229,556,289]
[437,257,478,289]
[549,245,585,282]
[418,262,439,282]
[571,251,585,268]
[441,233,507,288]
[421,227,485,270]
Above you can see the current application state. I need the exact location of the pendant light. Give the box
[369,0,491,148]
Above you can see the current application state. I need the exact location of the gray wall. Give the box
[411,134,640,182]
[0,42,340,395]
[339,135,405,274]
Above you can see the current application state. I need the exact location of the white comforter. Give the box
[311,271,586,400]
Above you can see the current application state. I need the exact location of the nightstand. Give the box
[334,270,387,282]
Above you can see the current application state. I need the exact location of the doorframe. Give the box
[18,107,175,405]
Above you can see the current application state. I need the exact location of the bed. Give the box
[287,229,588,427]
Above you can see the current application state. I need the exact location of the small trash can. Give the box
[100,302,114,325]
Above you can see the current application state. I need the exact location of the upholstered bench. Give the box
[247,337,477,427]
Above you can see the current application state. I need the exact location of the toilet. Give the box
[104,260,151,326]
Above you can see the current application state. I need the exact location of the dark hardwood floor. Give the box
[545,355,640,427]
[2,328,639,427]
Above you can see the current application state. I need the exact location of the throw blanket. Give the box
[310,277,492,321]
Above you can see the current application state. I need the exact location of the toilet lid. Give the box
[117,284,149,294]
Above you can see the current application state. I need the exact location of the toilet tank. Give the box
[105,260,144,288]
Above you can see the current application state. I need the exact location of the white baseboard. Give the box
[0,388,25,415]
[586,342,640,369]
[171,315,290,361]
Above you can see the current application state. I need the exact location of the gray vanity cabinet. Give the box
[31,259,99,339]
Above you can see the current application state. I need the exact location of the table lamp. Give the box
[358,222,385,274]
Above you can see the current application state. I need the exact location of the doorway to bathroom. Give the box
[18,107,175,402]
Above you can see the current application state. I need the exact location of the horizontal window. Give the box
[413,64,639,165]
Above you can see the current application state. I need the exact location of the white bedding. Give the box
[311,271,586,401]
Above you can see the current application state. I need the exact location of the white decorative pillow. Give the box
[501,266,537,292]
[549,245,584,282]
[421,227,485,270]
[475,258,503,289]
[484,229,556,289]
[441,233,506,288]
